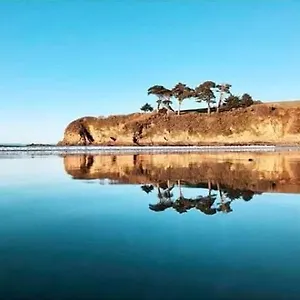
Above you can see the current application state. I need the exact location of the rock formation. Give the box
[58,104,300,146]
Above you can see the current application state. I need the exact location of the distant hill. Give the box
[0,143,24,147]
[267,100,300,107]
[0,143,56,147]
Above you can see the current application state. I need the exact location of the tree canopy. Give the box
[147,81,255,115]
[172,83,194,115]
[194,81,216,114]
[140,103,154,112]
[147,85,173,112]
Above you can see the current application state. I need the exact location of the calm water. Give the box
[1,153,300,300]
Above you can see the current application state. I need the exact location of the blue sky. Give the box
[0,0,299,143]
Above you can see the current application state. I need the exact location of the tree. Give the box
[140,103,154,112]
[224,95,241,109]
[147,85,174,113]
[147,85,166,110]
[172,83,194,115]
[172,82,186,115]
[161,88,174,114]
[224,93,254,109]
[216,83,232,113]
[240,93,254,107]
[194,81,216,114]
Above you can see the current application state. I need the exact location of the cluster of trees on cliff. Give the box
[141,81,255,115]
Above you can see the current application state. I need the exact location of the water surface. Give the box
[1,152,300,299]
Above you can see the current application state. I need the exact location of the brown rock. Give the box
[58,104,300,146]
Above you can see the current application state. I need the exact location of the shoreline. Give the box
[1,145,300,155]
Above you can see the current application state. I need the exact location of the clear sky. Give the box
[0,0,299,144]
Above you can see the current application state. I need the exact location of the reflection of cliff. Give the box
[63,152,300,194]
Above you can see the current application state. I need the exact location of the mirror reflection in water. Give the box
[63,152,300,215]
[2,152,300,299]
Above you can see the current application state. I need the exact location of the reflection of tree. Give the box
[145,180,257,216]
[195,195,217,215]
[217,183,232,214]
[217,200,233,213]
[173,196,195,214]
[149,201,173,212]
[222,187,254,202]
[141,184,154,194]
[161,180,175,200]
[149,181,174,212]
[242,191,254,201]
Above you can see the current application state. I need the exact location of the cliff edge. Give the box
[58,103,300,146]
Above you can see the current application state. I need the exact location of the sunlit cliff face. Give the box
[58,104,300,146]
[63,152,300,194]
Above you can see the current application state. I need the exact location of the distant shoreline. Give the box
[0,144,56,147]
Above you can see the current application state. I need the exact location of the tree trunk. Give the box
[207,102,211,114]
[178,180,183,198]
[178,101,181,115]
[217,182,220,194]
[217,182,225,203]
[217,92,223,113]
[157,184,162,202]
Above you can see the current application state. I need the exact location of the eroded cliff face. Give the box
[58,104,300,146]
[63,152,300,194]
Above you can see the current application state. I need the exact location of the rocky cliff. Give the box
[59,104,300,146]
